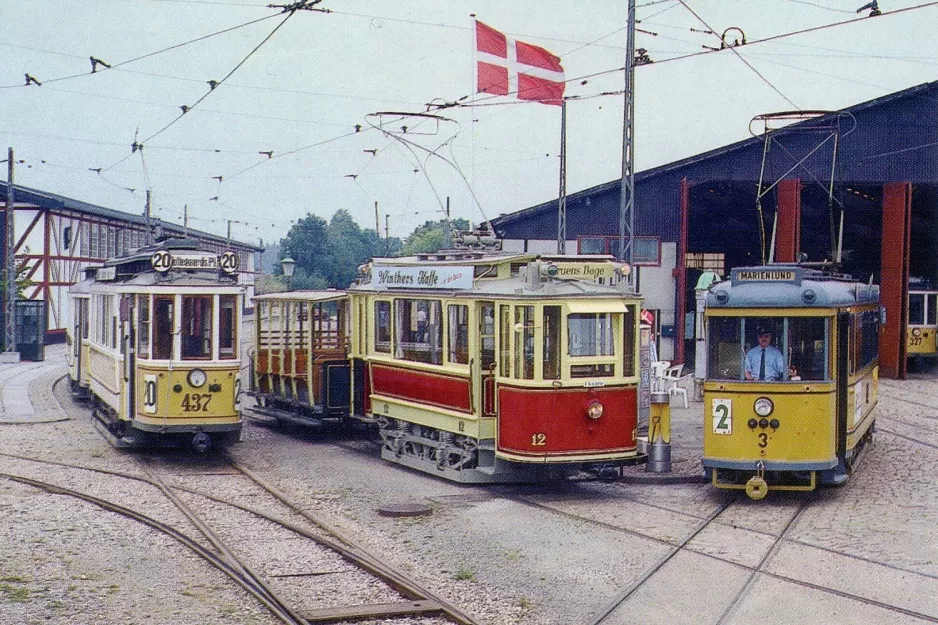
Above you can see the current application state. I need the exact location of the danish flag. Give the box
[475,21,565,106]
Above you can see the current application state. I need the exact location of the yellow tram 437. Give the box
[348,252,643,483]
[702,264,882,499]
[67,238,246,452]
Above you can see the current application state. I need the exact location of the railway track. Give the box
[0,450,478,625]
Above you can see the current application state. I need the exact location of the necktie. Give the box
[759,349,766,380]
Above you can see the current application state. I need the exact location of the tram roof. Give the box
[706,264,880,309]
[253,290,347,303]
[351,273,635,300]
[91,273,240,288]
[371,251,537,266]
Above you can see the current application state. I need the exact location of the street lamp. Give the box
[280,256,295,290]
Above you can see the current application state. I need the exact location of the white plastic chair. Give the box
[663,364,690,408]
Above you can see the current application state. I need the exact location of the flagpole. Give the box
[557,98,567,254]
[618,0,636,288]
[470,13,477,226]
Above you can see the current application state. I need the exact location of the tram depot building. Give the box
[0,182,261,345]
[491,80,938,380]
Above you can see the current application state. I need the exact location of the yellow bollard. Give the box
[647,391,672,473]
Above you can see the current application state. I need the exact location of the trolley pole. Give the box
[3,147,18,361]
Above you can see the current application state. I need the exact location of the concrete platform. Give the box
[0,344,69,424]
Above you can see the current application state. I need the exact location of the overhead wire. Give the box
[676,0,800,109]
[0,13,280,89]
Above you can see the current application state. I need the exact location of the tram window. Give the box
[81,299,89,340]
[707,317,742,380]
[394,299,442,364]
[153,297,174,360]
[543,306,561,380]
[447,304,470,365]
[571,364,614,378]
[515,306,535,379]
[317,300,341,349]
[137,295,150,358]
[375,301,391,353]
[622,305,637,377]
[480,302,495,368]
[181,296,212,360]
[909,294,925,325]
[295,301,307,348]
[283,302,294,349]
[852,310,879,373]
[220,295,237,359]
[568,313,615,357]
[788,317,827,381]
[929,294,937,326]
[499,305,512,377]
[258,301,270,349]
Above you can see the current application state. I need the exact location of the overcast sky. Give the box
[1,0,936,247]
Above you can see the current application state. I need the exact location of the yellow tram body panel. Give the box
[704,383,837,466]
[135,365,240,426]
[702,265,881,498]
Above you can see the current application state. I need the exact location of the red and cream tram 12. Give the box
[347,252,643,482]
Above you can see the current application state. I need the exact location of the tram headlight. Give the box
[753,397,774,417]
[586,400,604,420]
[187,368,207,388]
[912,328,923,337]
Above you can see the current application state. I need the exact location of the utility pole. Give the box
[374,201,380,243]
[444,197,452,249]
[145,190,153,245]
[227,220,232,244]
[3,147,17,360]
[183,204,189,237]
[618,0,636,286]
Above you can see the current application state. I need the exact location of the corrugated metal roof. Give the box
[0,181,263,251]
[492,80,938,230]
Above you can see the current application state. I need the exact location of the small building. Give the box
[0,182,262,341]
[491,80,938,378]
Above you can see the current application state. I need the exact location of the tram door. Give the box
[122,295,135,421]
[479,302,497,416]
[74,299,88,382]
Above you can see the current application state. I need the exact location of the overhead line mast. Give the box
[618,0,636,287]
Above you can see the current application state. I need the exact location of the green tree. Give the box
[277,210,402,290]
[327,209,371,288]
[399,219,469,256]
[278,213,332,283]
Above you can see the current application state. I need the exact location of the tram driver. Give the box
[744,325,787,381]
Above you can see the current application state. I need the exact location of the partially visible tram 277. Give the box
[702,265,881,499]
[67,239,246,452]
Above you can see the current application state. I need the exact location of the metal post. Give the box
[647,391,672,473]
[618,0,636,286]
[145,190,152,245]
[557,99,567,255]
[183,204,189,237]
[444,197,452,249]
[4,147,17,358]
